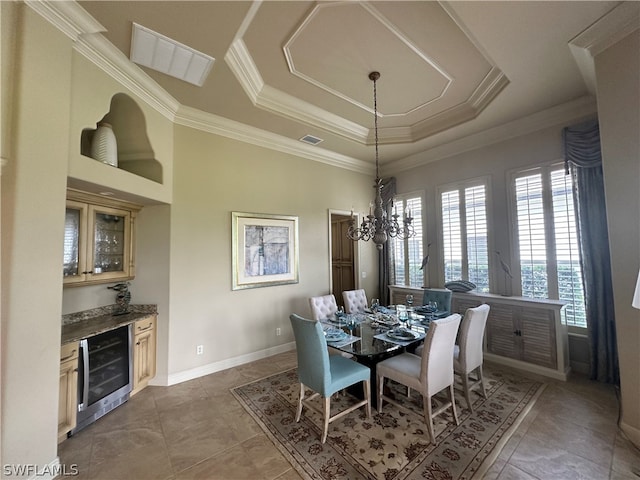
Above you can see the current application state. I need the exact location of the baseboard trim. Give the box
[620,420,640,450]
[160,342,296,386]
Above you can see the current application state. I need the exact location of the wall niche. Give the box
[81,93,163,184]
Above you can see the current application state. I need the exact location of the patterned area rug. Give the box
[232,364,545,480]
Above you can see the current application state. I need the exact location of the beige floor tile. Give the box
[509,435,610,479]
[496,464,540,479]
[56,351,625,480]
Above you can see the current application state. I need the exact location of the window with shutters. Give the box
[512,164,586,329]
[439,179,490,292]
[390,193,424,288]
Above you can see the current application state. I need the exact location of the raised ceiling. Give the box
[72,1,622,173]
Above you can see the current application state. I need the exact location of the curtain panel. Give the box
[563,119,619,384]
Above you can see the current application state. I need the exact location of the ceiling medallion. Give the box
[347,72,415,251]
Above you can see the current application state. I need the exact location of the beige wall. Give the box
[596,29,640,446]
[1,5,72,471]
[166,126,377,378]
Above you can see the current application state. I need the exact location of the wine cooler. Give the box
[72,324,133,434]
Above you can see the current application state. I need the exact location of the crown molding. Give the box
[226,38,368,143]
[27,0,180,121]
[174,105,372,175]
[25,0,105,41]
[385,95,597,175]
[570,1,640,95]
[224,38,263,102]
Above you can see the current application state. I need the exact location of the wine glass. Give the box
[396,305,408,328]
[405,294,413,307]
[346,314,356,335]
[371,298,380,312]
[428,301,438,318]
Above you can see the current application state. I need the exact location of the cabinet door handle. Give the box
[81,270,93,274]
[60,350,77,362]
[136,341,141,345]
[137,325,153,333]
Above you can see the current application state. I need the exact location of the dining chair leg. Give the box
[423,395,436,445]
[321,396,331,443]
[449,383,460,425]
[377,375,384,413]
[364,380,372,418]
[478,366,487,398]
[295,383,305,422]
[461,373,473,411]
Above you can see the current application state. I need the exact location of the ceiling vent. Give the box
[299,134,323,146]
[130,23,214,87]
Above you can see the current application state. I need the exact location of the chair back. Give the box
[342,289,368,313]
[289,314,331,395]
[308,294,338,321]
[420,313,461,393]
[458,304,490,372]
[422,288,452,313]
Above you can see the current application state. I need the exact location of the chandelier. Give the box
[347,72,415,250]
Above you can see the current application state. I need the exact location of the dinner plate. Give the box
[325,330,348,342]
[387,329,418,341]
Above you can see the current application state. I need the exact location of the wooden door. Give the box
[331,215,355,308]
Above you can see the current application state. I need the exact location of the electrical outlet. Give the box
[196,345,204,355]
[362,271,367,278]
[276,328,281,336]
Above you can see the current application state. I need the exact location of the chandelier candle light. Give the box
[347,72,415,250]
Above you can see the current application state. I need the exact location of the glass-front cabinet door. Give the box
[88,205,131,281]
[64,190,139,287]
[63,200,88,283]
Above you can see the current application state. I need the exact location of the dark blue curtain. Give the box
[380,177,396,305]
[563,119,619,384]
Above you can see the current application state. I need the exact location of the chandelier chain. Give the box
[346,71,416,250]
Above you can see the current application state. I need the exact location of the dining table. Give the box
[320,306,451,406]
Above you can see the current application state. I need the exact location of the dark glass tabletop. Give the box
[321,313,430,359]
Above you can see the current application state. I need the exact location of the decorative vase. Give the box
[90,122,118,167]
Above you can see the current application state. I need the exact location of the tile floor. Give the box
[57,350,640,479]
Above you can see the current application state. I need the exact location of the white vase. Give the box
[90,122,118,167]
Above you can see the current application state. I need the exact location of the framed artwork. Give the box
[232,212,299,290]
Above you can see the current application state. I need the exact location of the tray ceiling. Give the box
[71,1,620,172]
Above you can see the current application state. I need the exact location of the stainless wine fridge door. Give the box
[72,324,132,434]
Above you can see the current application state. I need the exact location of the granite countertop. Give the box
[61,304,157,345]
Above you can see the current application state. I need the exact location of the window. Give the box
[390,194,424,288]
[440,181,490,292]
[513,165,586,328]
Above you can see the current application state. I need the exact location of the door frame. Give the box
[328,209,360,296]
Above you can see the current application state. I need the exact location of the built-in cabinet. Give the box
[131,315,157,395]
[388,286,569,380]
[58,342,79,442]
[64,189,142,287]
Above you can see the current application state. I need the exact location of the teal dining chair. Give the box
[289,314,371,443]
[422,288,452,313]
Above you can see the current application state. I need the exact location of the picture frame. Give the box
[231,212,299,290]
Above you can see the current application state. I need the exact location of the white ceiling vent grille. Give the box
[299,134,323,146]
[130,23,214,87]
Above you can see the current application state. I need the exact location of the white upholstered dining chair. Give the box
[308,294,338,321]
[376,314,462,444]
[342,289,368,314]
[454,303,491,411]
